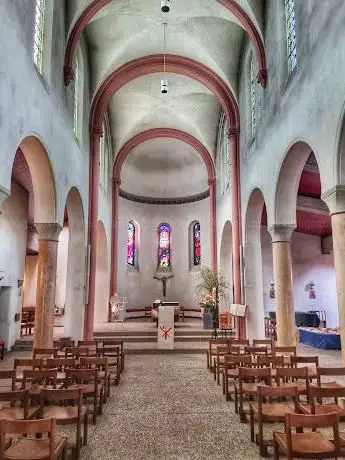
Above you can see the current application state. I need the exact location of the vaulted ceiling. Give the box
[66,0,265,198]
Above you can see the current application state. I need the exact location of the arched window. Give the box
[158,224,171,268]
[193,222,201,266]
[33,0,46,73]
[285,0,297,74]
[127,221,136,266]
[250,56,256,137]
[73,57,79,136]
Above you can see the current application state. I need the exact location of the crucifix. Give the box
[154,273,173,298]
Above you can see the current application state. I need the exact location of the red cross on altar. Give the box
[160,326,172,340]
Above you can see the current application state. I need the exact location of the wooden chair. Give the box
[253,339,273,353]
[40,388,87,460]
[298,386,345,418]
[80,356,110,400]
[77,341,98,356]
[44,358,77,385]
[65,368,103,424]
[231,338,250,347]
[97,346,121,385]
[0,417,67,460]
[291,356,318,380]
[53,337,74,351]
[0,390,39,421]
[273,412,340,460]
[21,369,58,400]
[275,367,310,400]
[14,359,42,384]
[235,367,272,422]
[213,345,240,385]
[250,385,299,457]
[315,367,345,390]
[0,370,17,392]
[223,355,252,401]
[100,339,125,372]
[207,339,232,370]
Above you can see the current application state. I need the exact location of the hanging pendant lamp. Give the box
[161,0,171,13]
[161,23,168,94]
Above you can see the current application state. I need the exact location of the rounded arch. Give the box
[64,0,267,88]
[219,220,233,312]
[274,141,324,227]
[90,55,239,131]
[64,187,86,341]
[244,187,267,338]
[17,136,56,223]
[113,128,216,182]
[94,220,109,324]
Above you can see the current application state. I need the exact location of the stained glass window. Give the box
[285,0,297,74]
[158,224,171,268]
[33,0,46,73]
[127,221,135,266]
[73,58,79,136]
[250,57,256,137]
[193,222,201,266]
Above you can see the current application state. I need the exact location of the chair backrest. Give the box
[238,366,271,385]
[257,355,284,368]
[273,346,296,357]
[53,337,74,350]
[231,338,250,346]
[309,385,345,408]
[14,358,42,370]
[0,417,56,459]
[316,367,345,386]
[0,370,16,391]
[33,348,58,359]
[101,339,124,350]
[40,387,83,408]
[0,390,30,418]
[209,339,232,352]
[253,339,272,346]
[65,368,98,384]
[258,383,298,399]
[80,356,108,370]
[45,358,76,370]
[244,346,268,356]
[78,340,97,348]
[224,355,252,366]
[291,355,319,367]
[275,366,309,386]
[22,369,57,389]
[98,346,120,359]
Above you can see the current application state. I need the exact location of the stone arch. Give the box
[18,136,56,223]
[94,220,110,324]
[219,221,233,313]
[244,188,267,338]
[63,187,86,341]
[274,141,321,227]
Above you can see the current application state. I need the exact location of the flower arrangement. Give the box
[199,293,216,310]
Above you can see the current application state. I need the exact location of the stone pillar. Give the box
[110,178,121,303]
[34,223,62,349]
[84,127,102,339]
[228,128,244,337]
[269,225,296,346]
[322,185,345,360]
[208,178,217,270]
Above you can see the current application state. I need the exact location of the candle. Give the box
[212,287,216,301]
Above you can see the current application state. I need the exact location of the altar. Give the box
[157,303,175,349]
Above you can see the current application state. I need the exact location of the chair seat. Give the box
[5,436,66,459]
[310,381,344,390]
[69,383,102,395]
[274,382,307,394]
[251,402,296,420]
[274,431,335,455]
[0,407,38,420]
[299,403,345,416]
[43,405,88,421]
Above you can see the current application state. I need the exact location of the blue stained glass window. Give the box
[158,224,171,268]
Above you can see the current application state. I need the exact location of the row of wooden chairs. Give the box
[207,338,345,459]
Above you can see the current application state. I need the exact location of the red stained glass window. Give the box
[127,221,135,266]
[193,222,201,265]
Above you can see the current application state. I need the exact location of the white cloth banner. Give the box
[157,306,174,349]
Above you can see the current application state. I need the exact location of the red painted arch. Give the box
[112,128,216,182]
[90,54,240,131]
[64,0,267,88]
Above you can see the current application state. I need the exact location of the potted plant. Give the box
[196,267,229,330]
[199,293,215,329]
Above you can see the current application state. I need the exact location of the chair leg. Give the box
[258,420,266,457]
[249,406,255,443]
[217,365,220,385]
[234,387,238,414]
[83,414,88,445]
[273,440,279,460]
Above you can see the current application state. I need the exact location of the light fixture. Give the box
[161,0,170,13]
[161,23,168,94]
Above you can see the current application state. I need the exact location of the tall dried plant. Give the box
[196,266,230,300]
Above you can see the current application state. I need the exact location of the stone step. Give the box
[94,335,212,343]
[93,329,213,338]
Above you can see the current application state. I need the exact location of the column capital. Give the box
[321,185,345,215]
[0,185,10,214]
[227,127,240,139]
[35,223,62,242]
[257,69,268,89]
[269,224,295,243]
